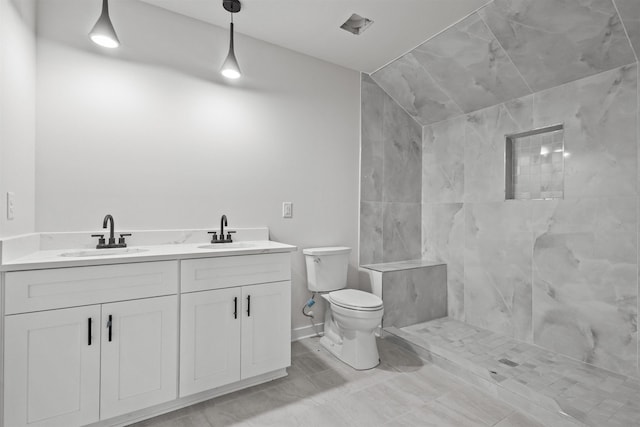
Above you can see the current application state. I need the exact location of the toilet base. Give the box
[321,307,380,370]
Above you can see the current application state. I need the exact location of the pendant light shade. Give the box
[220,0,242,79]
[89,0,120,49]
[221,22,241,79]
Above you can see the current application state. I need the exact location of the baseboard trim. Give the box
[86,369,288,427]
[291,322,324,342]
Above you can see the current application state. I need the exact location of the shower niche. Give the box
[505,124,565,200]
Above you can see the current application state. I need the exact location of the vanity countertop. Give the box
[1,236,297,272]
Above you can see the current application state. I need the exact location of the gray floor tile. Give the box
[494,411,546,427]
[130,336,547,427]
[387,400,489,427]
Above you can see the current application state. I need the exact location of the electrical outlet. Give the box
[282,202,293,218]
[6,192,15,220]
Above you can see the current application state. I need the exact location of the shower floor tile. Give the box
[386,318,640,427]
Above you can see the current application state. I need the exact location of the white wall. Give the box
[36,0,361,332]
[0,0,36,237]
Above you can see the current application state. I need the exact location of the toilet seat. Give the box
[328,289,383,311]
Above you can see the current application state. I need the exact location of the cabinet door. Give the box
[100,295,178,420]
[241,281,291,379]
[4,305,101,427]
[179,288,241,397]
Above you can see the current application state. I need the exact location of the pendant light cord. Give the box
[229,13,234,51]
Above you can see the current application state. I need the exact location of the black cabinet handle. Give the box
[234,297,238,319]
[247,295,251,317]
[88,318,92,346]
[107,315,113,342]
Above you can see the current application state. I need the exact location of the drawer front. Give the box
[5,261,178,314]
[181,253,291,293]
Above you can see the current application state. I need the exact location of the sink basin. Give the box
[60,248,149,257]
[198,242,258,250]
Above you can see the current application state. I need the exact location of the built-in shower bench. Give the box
[360,259,447,328]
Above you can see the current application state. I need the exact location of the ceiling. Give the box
[139,0,491,73]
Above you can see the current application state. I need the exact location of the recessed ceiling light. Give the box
[340,13,373,35]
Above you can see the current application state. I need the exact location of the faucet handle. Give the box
[91,234,106,247]
[226,230,236,242]
[118,233,131,246]
[207,231,218,243]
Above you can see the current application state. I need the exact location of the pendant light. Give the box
[220,0,242,79]
[89,0,120,49]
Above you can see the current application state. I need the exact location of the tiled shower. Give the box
[360,0,640,382]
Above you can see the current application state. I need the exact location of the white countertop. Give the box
[1,232,297,272]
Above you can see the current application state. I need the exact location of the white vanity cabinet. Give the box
[4,305,102,427]
[179,253,291,397]
[99,296,178,420]
[179,287,242,396]
[3,261,179,427]
[2,248,294,427]
[240,281,291,379]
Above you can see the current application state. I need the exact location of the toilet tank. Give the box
[303,247,351,292]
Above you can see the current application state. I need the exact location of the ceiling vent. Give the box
[340,13,373,35]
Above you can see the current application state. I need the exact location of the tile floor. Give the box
[387,318,640,427]
[131,336,545,427]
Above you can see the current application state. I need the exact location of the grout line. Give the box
[410,51,466,116]
[369,0,497,75]
[380,88,387,263]
[367,72,427,129]
[358,72,363,266]
[611,0,639,63]
[477,9,534,95]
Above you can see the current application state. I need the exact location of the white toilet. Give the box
[303,247,383,370]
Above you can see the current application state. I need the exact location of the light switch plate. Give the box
[7,192,15,220]
[282,202,293,218]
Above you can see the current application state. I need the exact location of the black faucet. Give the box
[208,214,236,243]
[103,214,116,246]
[92,214,130,249]
[220,214,227,238]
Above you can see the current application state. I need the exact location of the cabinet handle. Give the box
[88,318,92,346]
[234,297,238,319]
[247,295,251,317]
[107,315,113,342]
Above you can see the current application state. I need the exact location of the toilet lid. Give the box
[329,289,383,311]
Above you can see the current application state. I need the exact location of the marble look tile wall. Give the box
[464,96,533,202]
[418,64,639,377]
[361,75,384,203]
[534,65,638,199]
[360,76,422,265]
[464,201,534,342]
[382,264,448,328]
[370,0,637,129]
[422,203,465,320]
[362,0,640,376]
[422,116,465,204]
[382,202,421,263]
[370,54,462,126]
[359,201,383,265]
[411,13,531,114]
[532,197,638,376]
[480,0,636,92]
[614,0,640,59]
[382,89,422,204]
